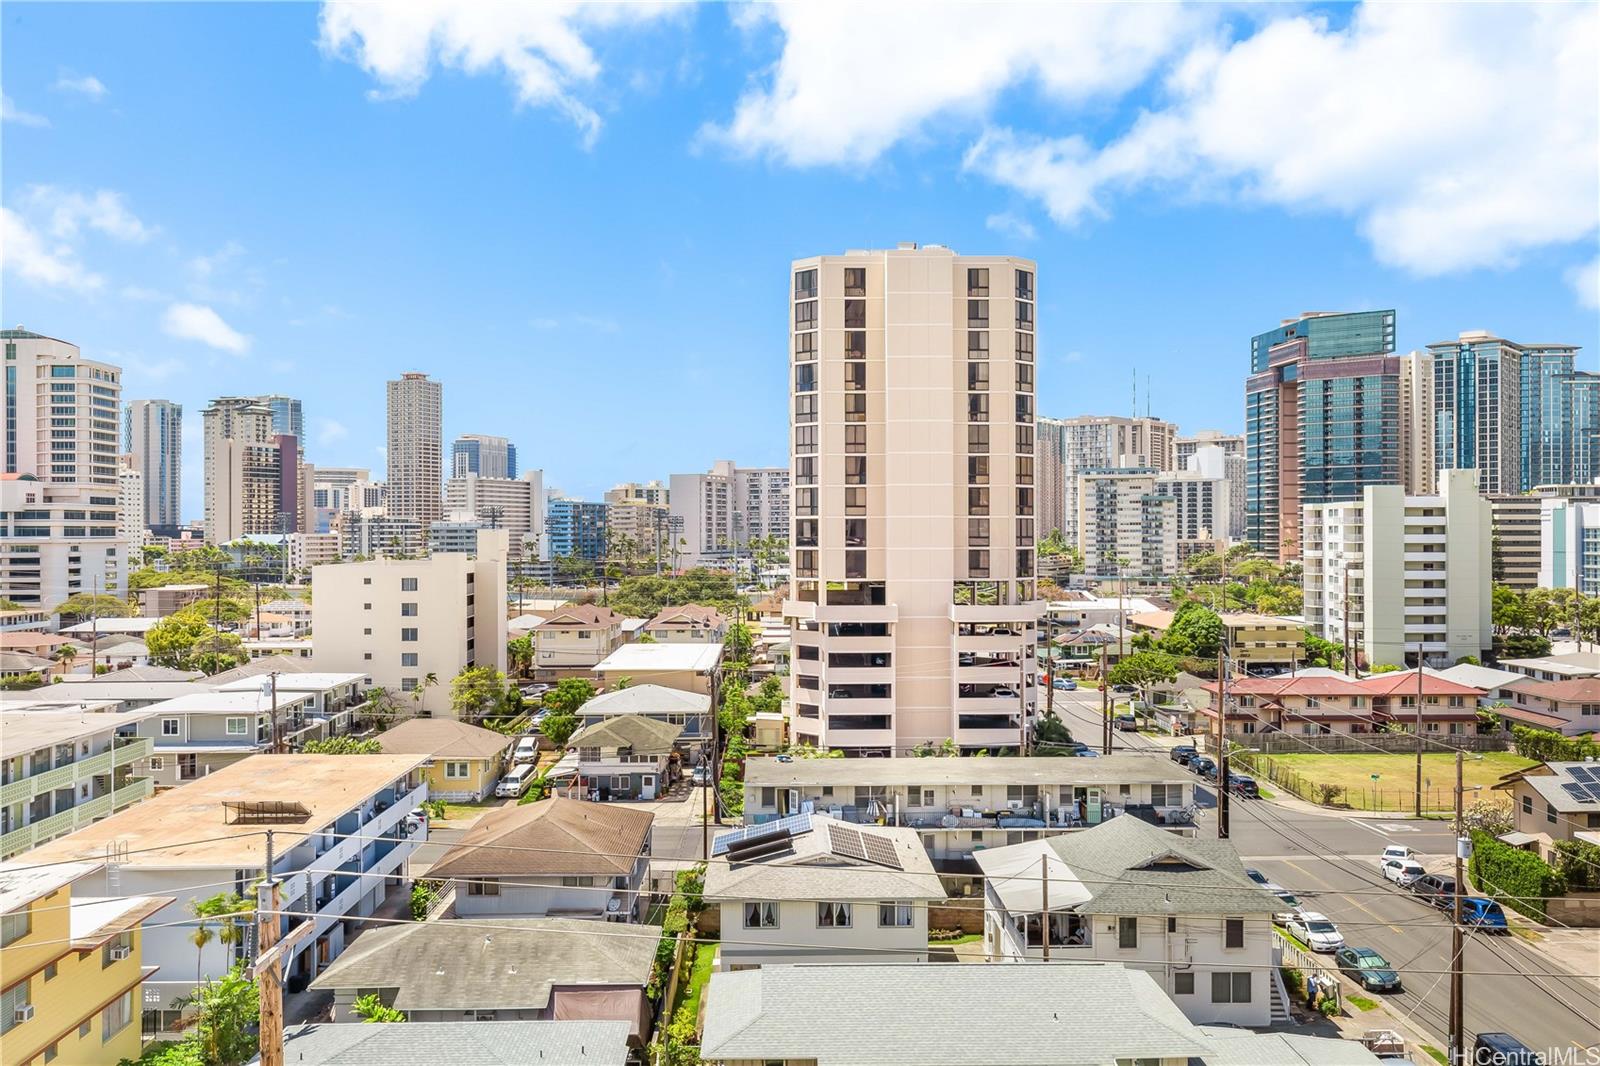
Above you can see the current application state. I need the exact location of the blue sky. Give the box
[3,2,1596,520]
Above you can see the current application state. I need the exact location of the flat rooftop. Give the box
[138,689,313,715]
[23,753,427,870]
[1,708,162,756]
[592,641,723,673]
[744,753,1189,788]
[215,672,366,693]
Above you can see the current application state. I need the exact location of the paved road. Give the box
[1044,688,1167,753]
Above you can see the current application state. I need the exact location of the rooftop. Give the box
[429,797,653,879]
[704,814,945,903]
[377,717,515,760]
[41,680,214,703]
[215,672,368,694]
[580,683,710,716]
[644,605,726,629]
[1129,610,1302,630]
[592,641,724,674]
[1494,761,1600,814]
[744,754,1189,789]
[1499,652,1600,678]
[266,1022,631,1066]
[569,715,683,753]
[23,753,427,869]
[0,860,102,914]
[137,689,313,716]
[202,654,324,685]
[534,605,623,629]
[62,617,163,635]
[1503,677,1600,702]
[0,708,162,756]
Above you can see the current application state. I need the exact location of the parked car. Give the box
[1411,873,1457,906]
[1170,744,1197,765]
[690,765,711,786]
[1458,897,1510,933]
[1334,947,1403,992]
[1380,858,1426,886]
[1227,773,1260,798]
[494,763,538,798]
[513,736,539,764]
[1110,684,1137,694]
[520,683,550,699]
[990,686,1019,698]
[1471,1032,1543,1064]
[1189,756,1217,779]
[1052,677,1077,691]
[1244,868,1268,886]
[1113,713,1139,732]
[1267,886,1303,924]
[1381,844,1419,864]
[1285,911,1346,953]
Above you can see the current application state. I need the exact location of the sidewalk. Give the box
[1261,791,1441,821]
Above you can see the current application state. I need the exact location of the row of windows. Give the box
[745,900,916,929]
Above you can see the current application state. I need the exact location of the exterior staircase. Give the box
[1268,965,1294,1024]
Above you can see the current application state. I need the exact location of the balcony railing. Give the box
[1,776,154,858]
[0,738,152,808]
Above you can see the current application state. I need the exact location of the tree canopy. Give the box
[1106,649,1180,694]
[609,569,743,618]
[543,677,596,715]
[146,607,244,673]
[450,665,508,721]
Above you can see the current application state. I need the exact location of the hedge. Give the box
[1468,830,1566,921]
[1509,725,1600,763]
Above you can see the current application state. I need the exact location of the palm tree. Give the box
[412,672,439,716]
[53,644,78,674]
[186,899,218,983]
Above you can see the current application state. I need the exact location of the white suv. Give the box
[1380,857,1426,885]
[1286,912,1345,953]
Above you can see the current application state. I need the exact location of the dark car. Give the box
[1113,713,1139,732]
[1244,868,1268,886]
[1170,744,1197,765]
[1412,872,1457,906]
[1459,897,1510,932]
[1472,1032,1544,1065]
[1189,756,1217,778]
[1227,774,1260,798]
[1333,946,1403,992]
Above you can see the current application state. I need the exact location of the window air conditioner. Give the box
[15,1005,35,1022]
[109,946,132,961]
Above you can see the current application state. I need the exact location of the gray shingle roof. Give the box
[703,815,945,902]
[569,715,682,752]
[429,797,653,879]
[377,718,514,761]
[310,918,654,1011]
[265,1021,631,1065]
[580,684,710,716]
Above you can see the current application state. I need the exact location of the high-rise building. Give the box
[1396,351,1436,495]
[669,460,789,566]
[442,469,545,558]
[1156,460,1232,561]
[1041,415,1176,543]
[450,433,516,480]
[605,480,670,506]
[260,394,304,442]
[123,398,183,533]
[1246,310,1400,561]
[1539,499,1600,596]
[1173,430,1244,469]
[1077,468,1178,579]
[786,243,1040,755]
[1573,371,1600,486]
[386,372,442,525]
[1302,468,1491,669]
[1035,417,1068,541]
[202,397,295,543]
[1489,495,1543,589]
[606,499,669,557]
[546,497,608,562]
[117,454,147,554]
[1,329,129,604]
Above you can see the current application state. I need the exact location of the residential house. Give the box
[564,717,682,801]
[700,964,1381,1066]
[376,718,513,802]
[311,917,655,1047]
[22,754,430,1023]
[40,678,213,711]
[1051,623,1132,667]
[94,640,151,669]
[215,671,369,731]
[0,862,172,1066]
[578,684,712,751]
[1492,762,1600,863]
[429,797,652,921]
[1195,671,1484,739]
[121,689,318,787]
[974,816,1281,1027]
[1495,678,1600,736]
[266,1022,632,1066]
[530,605,625,681]
[591,641,723,696]
[1498,651,1600,684]
[705,813,945,970]
[61,618,164,641]
[256,598,314,636]
[1129,610,1304,669]
[242,636,316,661]
[0,650,57,684]
[1,711,156,860]
[641,605,727,643]
[741,755,1195,878]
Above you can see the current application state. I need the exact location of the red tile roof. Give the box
[1507,677,1600,702]
[1355,672,1484,697]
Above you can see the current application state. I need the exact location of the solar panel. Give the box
[1569,766,1595,783]
[1560,783,1596,805]
[827,822,868,861]
[860,832,904,870]
[712,813,813,857]
[1586,783,1600,802]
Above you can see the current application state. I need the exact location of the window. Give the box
[402,653,418,667]
[844,299,866,328]
[1224,918,1245,949]
[968,393,989,422]
[967,362,989,390]
[967,268,989,296]
[1016,301,1034,331]
[1016,456,1033,485]
[794,268,817,299]
[401,628,418,642]
[817,902,852,928]
[968,487,989,515]
[1521,795,1533,815]
[844,394,867,422]
[794,300,818,330]
[148,756,164,771]
[1150,783,1180,806]
[44,1044,58,1063]
[162,718,180,736]
[2,978,31,1035]
[44,962,57,981]
[968,456,989,484]
[401,602,418,616]
[968,330,989,356]
[1015,269,1034,300]
[102,989,134,1040]
[845,488,867,515]
[561,876,595,887]
[844,518,867,547]
[1211,972,1252,1003]
[968,424,989,452]
[845,425,867,453]
[844,362,866,390]
[967,299,988,327]
[969,518,990,547]
[444,761,470,779]
[401,678,418,692]
[795,331,817,359]
[845,457,867,484]
[1118,917,1138,949]
[845,551,867,579]
[1174,972,1195,995]
[466,878,500,896]
[968,550,990,576]
[845,331,866,359]
[1,909,30,947]
[225,717,249,736]
[795,363,817,392]
[744,901,779,928]
[401,578,418,592]
[878,902,914,927]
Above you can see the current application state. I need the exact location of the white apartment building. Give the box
[1,710,155,860]
[1399,350,1436,495]
[1303,468,1493,669]
[450,433,515,480]
[442,469,545,558]
[288,531,341,571]
[1539,498,1600,595]
[1173,429,1244,468]
[1156,459,1231,558]
[312,528,508,715]
[202,396,284,544]
[336,511,424,559]
[786,244,1041,755]
[670,460,789,567]
[1040,415,1177,542]
[605,498,667,556]
[386,372,442,526]
[1076,468,1178,580]
[123,398,182,531]
[117,454,147,554]
[1187,443,1246,541]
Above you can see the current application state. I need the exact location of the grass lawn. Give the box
[434,801,497,824]
[1422,1046,1449,1065]
[929,932,983,946]
[1347,994,1379,1012]
[674,939,718,1025]
[1259,751,1535,811]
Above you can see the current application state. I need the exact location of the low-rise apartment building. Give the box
[23,754,429,1023]
[0,862,171,1066]
[136,583,209,617]
[706,814,945,970]
[591,641,722,695]
[974,816,1281,1027]
[430,798,652,921]
[1129,610,1304,669]
[214,671,368,726]
[531,604,625,680]
[1496,678,1600,736]
[1196,671,1483,739]
[1,711,155,859]
[1492,761,1600,865]
[641,605,727,642]
[120,689,317,787]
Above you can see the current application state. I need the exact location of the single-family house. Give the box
[531,605,625,679]
[1,710,157,859]
[1491,761,1600,864]
[120,689,318,787]
[642,605,727,643]
[265,1022,632,1066]
[974,816,1282,1027]
[429,797,652,921]
[705,813,946,970]
[578,683,712,750]
[1494,678,1600,736]
[0,649,57,684]
[376,718,513,802]
[591,641,723,696]
[32,677,212,711]
[311,917,655,1046]
[567,716,682,801]
[1498,652,1600,684]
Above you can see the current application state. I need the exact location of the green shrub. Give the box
[1468,830,1565,921]
[1510,725,1600,763]
[410,879,441,921]
[1552,839,1600,891]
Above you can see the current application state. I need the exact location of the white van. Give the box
[513,736,539,764]
[494,763,537,798]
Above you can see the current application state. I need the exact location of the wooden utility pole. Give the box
[1216,643,1230,840]
[255,831,282,1066]
[1449,750,1466,1065]
[1040,853,1051,962]
[1414,657,1425,818]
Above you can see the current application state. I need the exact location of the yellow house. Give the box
[376,718,512,802]
[1,861,171,1066]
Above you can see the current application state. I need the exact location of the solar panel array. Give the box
[827,822,868,861]
[1571,767,1594,782]
[712,812,813,857]
[861,833,904,870]
[1559,766,1600,803]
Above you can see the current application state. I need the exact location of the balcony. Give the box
[0,776,154,859]
[950,602,1042,624]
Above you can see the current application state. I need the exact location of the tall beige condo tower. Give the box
[1398,350,1435,495]
[386,372,443,525]
[786,244,1042,755]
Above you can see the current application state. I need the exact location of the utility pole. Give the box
[1040,853,1051,962]
[1415,653,1425,818]
[255,831,282,1066]
[89,574,100,677]
[1448,750,1465,1065]
[1100,645,1110,755]
[1216,642,1230,840]
[268,671,281,753]
[710,665,723,826]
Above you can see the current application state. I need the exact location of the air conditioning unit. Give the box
[109,946,132,961]
[15,1004,34,1023]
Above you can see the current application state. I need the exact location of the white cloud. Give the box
[2,93,49,127]
[53,72,108,100]
[19,186,153,242]
[316,418,350,448]
[188,240,244,279]
[161,302,250,354]
[1571,256,1600,311]
[964,4,1599,276]
[0,207,103,290]
[985,212,1036,243]
[317,1,683,147]
[702,3,1205,165]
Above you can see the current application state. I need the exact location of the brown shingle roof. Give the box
[646,605,726,629]
[378,718,513,761]
[534,605,623,630]
[428,797,653,878]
